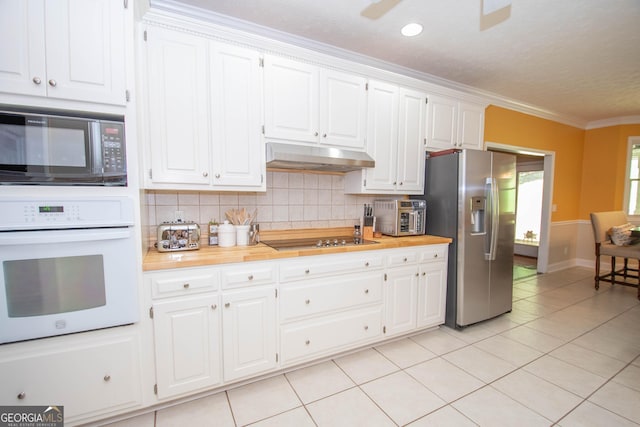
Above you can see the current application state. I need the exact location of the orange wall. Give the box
[484,106,585,221]
[580,124,640,218]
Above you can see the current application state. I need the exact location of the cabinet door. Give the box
[397,87,426,193]
[210,42,264,189]
[222,287,277,382]
[457,101,485,150]
[45,0,126,104]
[384,265,418,336]
[361,80,398,192]
[264,55,318,143]
[319,69,367,149]
[425,94,457,150]
[0,1,46,97]
[146,26,210,185]
[417,262,446,328]
[153,295,222,399]
[0,334,141,420]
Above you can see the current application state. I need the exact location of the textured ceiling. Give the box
[158,0,640,127]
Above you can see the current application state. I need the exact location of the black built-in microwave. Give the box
[0,107,127,186]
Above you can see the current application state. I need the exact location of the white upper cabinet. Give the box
[210,42,265,189]
[143,26,265,191]
[145,26,211,186]
[425,94,485,151]
[345,81,426,195]
[0,0,126,105]
[264,55,367,149]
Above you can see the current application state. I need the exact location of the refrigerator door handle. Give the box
[488,177,499,261]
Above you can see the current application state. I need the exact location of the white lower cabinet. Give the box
[384,264,419,336]
[144,244,447,405]
[383,246,448,337]
[152,295,222,399]
[0,330,142,422]
[222,286,277,382]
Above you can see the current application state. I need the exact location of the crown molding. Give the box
[149,0,629,130]
[586,116,640,130]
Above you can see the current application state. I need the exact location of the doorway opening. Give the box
[487,142,554,274]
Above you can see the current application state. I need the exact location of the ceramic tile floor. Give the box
[105,267,640,426]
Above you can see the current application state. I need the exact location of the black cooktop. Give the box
[261,236,378,251]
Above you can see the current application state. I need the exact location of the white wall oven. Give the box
[0,197,138,344]
[0,107,127,186]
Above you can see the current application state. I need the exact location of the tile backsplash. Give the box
[143,171,387,247]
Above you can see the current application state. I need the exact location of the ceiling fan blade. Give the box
[480,0,511,30]
[361,0,402,20]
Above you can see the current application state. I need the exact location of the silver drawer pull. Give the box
[305,340,310,345]
[305,299,310,305]
[248,274,254,280]
[183,283,190,289]
[17,392,26,400]
[104,374,111,382]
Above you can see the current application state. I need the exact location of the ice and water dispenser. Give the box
[470,196,486,234]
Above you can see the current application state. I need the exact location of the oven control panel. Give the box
[0,197,134,230]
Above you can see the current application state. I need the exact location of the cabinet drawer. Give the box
[0,334,141,420]
[221,262,277,289]
[280,307,383,365]
[387,251,418,267]
[280,253,383,282]
[280,272,383,321]
[150,269,219,298]
[418,245,448,263]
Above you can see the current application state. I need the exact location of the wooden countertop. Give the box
[143,227,452,271]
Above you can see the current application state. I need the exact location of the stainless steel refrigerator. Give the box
[413,149,516,328]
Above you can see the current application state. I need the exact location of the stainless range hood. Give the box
[266,142,375,172]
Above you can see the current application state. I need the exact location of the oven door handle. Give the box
[0,227,133,245]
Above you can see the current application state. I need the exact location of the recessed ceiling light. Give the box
[401,23,423,37]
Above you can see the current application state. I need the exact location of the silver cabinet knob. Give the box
[314,132,319,137]
[422,272,426,276]
[364,325,369,331]
[393,181,397,185]
[403,257,408,262]
[225,302,230,308]
[365,262,370,267]
[17,392,26,400]
[215,173,221,178]
[415,272,419,277]
[434,254,438,258]
[399,182,403,186]
[211,304,217,310]
[305,340,310,345]
[183,283,190,289]
[305,269,310,274]
[48,79,57,87]
[203,172,208,177]
[248,274,254,280]
[305,299,310,305]
[103,374,111,382]
[32,77,41,85]
[364,289,369,294]
[322,133,327,138]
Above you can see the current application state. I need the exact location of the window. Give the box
[515,170,543,246]
[625,137,640,216]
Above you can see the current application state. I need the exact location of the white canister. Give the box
[236,225,250,246]
[218,221,236,247]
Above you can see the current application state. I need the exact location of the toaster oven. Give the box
[374,199,426,236]
[156,221,201,252]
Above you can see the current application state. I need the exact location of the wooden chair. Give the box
[590,211,640,299]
